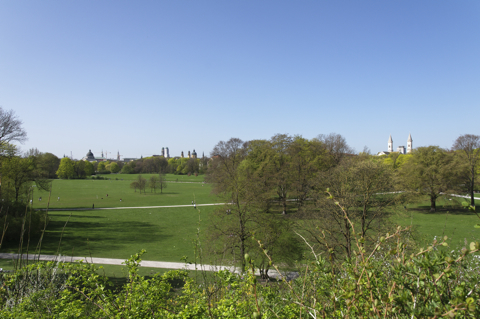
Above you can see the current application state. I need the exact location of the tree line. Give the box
[120,156,208,175]
[205,133,480,273]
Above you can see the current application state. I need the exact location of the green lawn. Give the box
[392,197,480,249]
[2,206,214,263]
[31,178,218,210]
[0,177,220,279]
[4,178,480,282]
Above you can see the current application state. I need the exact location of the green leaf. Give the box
[474,224,480,229]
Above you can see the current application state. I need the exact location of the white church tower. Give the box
[407,133,413,153]
[388,135,393,152]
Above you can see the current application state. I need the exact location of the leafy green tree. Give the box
[395,153,412,169]
[176,158,189,174]
[84,160,94,176]
[184,158,200,175]
[167,158,178,173]
[56,157,75,179]
[287,136,331,206]
[382,153,413,170]
[121,161,135,174]
[0,142,18,158]
[1,156,36,202]
[109,162,120,173]
[136,174,146,194]
[243,134,293,214]
[383,152,401,169]
[206,137,296,273]
[97,161,106,172]
[149,176,159,193]
[206,138,253,270]
[74,160,86,178]
[142,156,168,173]
[158,173,167,193]
[452,134,480,206]
[397,146,460,212]
[308,157,396,259]
[130,181,139,192]
[36,152,60,178]
[315,132,354,164]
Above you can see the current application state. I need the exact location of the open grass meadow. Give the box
[393,196,480,249]
[31,175,218,210]
[0,177,219,276]
[19,206,214,262]
[2,176,480,281]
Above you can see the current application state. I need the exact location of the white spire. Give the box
[388,135,393,143]
[388,135,393,152]
[407,133,413,153]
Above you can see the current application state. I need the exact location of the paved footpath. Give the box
[0,253,293,279]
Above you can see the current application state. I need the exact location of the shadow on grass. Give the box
[2,214,171,257]
[411,206,478,216]
[47,214,107,219]
[133,192,179,195]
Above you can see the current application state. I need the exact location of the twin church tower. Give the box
[387,134,413,154]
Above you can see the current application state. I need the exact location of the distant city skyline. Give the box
[2,1,479,158]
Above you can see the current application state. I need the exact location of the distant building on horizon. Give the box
[377,134,413,156]
[82,149,108,162]
[80,146,201,162]
[161,147,170,158]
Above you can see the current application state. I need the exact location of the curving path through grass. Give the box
[0,253,293,279]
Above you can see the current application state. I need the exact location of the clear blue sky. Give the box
[1,1,479,159]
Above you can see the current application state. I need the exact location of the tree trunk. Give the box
[430,196,436,212]
[470,173,475,207]
[240,235,246,271]
[344,217,352,259]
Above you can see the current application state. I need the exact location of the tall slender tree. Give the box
[206,138,254,270]
[452,134,480,206]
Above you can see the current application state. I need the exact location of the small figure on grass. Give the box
[58,197,60,201]
[92,204,94,209]
[120,199,122,202]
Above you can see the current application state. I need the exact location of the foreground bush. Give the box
[0,228,479,318]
